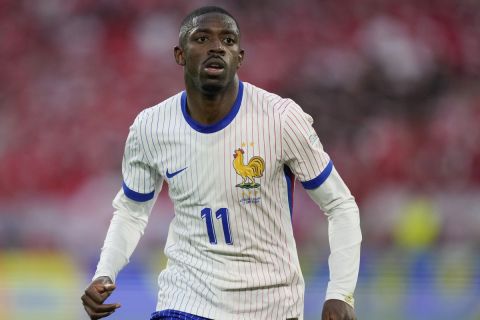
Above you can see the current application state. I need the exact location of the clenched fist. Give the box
[81,276,121,319]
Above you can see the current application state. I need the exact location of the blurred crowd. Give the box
[1,0,479,198]
[1,1,480,318]
[1,0,480,247]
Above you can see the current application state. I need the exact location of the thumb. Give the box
[104,283,116,290]
[96,283,116,293]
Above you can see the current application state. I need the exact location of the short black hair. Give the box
[178,6,240,47]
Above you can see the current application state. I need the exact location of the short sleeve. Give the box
[121,115,159,202]
[281,101,333,190]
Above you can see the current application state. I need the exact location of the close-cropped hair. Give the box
[178,6,240,47]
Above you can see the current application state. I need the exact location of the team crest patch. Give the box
[232,148,265,189]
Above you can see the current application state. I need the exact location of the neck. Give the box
[185,78,239,126]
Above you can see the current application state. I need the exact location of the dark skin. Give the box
[82,12,356,320]
[322,299,357,320]
[81,276,120,319]
[174,12,244,126]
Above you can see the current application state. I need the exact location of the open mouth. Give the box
[204,59,225,75]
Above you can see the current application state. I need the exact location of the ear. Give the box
[174,46,186,66]
[237,49,245,69]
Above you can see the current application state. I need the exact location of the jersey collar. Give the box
[181,81,244,134]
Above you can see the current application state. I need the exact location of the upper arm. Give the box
[122,113,163,202]
[281,101,332,189]
[305,167,356,214]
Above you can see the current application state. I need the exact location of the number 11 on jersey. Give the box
[200,208,233,245]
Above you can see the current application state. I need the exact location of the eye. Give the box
[223,37,236,45]
[196,36,208,43]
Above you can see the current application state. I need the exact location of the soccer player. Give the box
[81,6,361,320]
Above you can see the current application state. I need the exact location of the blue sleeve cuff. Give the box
[122,181,155,202]
[300,160,333,190]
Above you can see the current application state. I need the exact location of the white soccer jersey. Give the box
[92,80,363,320]
[118,81,333,319]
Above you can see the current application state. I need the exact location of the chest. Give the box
[153,121,283,203]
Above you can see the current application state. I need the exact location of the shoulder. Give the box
[242,82,305,118]
[132,92,183,128]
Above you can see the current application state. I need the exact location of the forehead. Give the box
[190,13,239,34]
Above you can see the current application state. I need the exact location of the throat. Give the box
[189,104,228,125]
[185,87,238,126]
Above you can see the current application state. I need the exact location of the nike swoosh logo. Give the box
[166,167,187,179]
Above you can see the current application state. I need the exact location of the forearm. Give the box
[93,190,154,283]
[93,211,145,282]
[306,167,362,307]
[325,198,361,306]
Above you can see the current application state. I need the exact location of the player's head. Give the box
[178,6,240,49]
[174,6,244,94]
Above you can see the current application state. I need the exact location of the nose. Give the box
[208,38,225,55]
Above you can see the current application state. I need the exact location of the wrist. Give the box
[93,276,113,284]
[325,293,355,308]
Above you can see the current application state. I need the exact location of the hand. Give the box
[81,276,121,319]
[321,299,356,320]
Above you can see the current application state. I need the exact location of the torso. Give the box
[135,82,305,319]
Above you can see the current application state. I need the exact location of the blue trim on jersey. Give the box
[284,165,295,217]
[181,81,244,133]
[301,160,333,190]
[150,309,211,320]
[122,181,155,202]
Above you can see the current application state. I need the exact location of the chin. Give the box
[201,82,225,94]
[200,75,237,94]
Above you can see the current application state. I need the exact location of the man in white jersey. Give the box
[81,6,361,320]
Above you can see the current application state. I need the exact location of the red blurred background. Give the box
[0,0,479,319]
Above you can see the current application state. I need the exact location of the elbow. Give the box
[111,209,148,235]
[326,196,359,219]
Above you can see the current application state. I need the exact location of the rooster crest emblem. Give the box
[233,148,265,189]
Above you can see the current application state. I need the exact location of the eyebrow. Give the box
[190,28,239,36]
